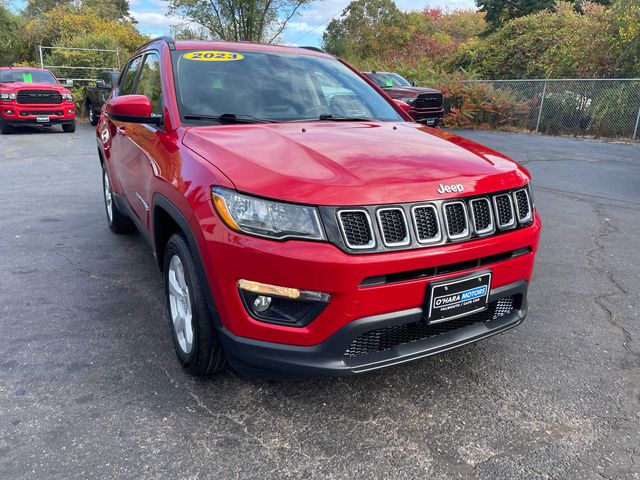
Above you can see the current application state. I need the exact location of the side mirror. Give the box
[393,99,411,115]
[95,79,106,88]
[105,95,162,125]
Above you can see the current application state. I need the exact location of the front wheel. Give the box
[87,102,98,126]
[164,234,226,376]
[62,122,76,133]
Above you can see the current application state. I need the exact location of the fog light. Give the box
[4,109,13,115]
[67,109,74,114]
[237,279,330,327]
[253,295,272,312]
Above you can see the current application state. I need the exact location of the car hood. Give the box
[183,122,529,206]
[383,86,440,100]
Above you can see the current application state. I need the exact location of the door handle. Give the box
[116,125,127,135]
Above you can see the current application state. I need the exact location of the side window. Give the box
[118,57,143,95]
[135,53,163,115]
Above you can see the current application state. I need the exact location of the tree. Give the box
[0,5,29,65]
[477,0,612,31]
[454,2,615,78]
[24,0,132,21]
[322,0,410,59]
[166,0,311,43]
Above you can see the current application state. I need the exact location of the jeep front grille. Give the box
[377,208,409,246]
[337,210,375,249]
[494,194,516,229]
[444,202,468,239]
[514,189,532,223]
[412,205,440,243]
[17,90,62,105]
[330,187,533,253]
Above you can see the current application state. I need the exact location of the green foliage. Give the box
[323,0,410,59]
[476,0,612,31]
[0,5,28,66]
[167,0,312,43]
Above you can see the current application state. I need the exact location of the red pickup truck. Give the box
[362,71,445,126]
[98,38,540,379]
[0,67,76,134]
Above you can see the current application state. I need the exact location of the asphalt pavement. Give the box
[0,124,639,479]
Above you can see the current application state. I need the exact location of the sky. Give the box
[10,0,477,48]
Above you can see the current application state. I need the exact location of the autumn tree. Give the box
[323,0,410,59]
[166,0,312,43]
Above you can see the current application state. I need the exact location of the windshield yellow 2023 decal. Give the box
[183,51,244,61]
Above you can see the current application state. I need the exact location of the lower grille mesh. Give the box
[344,296,517,358]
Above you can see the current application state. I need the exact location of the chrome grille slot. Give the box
[377,208,410,247]
[337,210,375,249]
[443,202,469,240]
[493,194,516,229]
[470,198,494,235]
[412,205,441,244]
[513,189,532,224]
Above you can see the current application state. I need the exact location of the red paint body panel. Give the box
[97,39,541,352]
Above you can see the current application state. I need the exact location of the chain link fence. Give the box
[446,79,640,142]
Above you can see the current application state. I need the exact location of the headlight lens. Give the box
[398,97,416,105]
[212,187,325,241]
[0,92,16,101]
[62,93,73,101]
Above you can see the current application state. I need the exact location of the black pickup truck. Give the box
[84,69,119,125]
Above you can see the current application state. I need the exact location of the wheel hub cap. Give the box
[168,255,194,354]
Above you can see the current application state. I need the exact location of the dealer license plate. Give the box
[425,272,492,324]
[36,116,50,123]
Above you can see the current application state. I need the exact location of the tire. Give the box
[87,101,98,126]
[0,120,13,134]
[62,122,76,133]
[164,233,226,376]
[102,164,135,234]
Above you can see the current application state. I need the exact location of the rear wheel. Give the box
[164,234,226,376]
[62,122,76,133]
[102,165,134,234]
[87,102,98,125]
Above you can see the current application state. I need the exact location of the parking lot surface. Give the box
[1,124,639,479]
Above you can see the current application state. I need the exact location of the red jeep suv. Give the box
[0,67,76,134]
[97,37,541,378]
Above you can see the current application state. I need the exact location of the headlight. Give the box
[0,92,16,101]
[62,93,73,101]
[398,97,416,105]
[211,187,325,241]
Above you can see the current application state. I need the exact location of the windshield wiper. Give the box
[318,113,373,122]
[184,113,275,124]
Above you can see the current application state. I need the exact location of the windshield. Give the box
[367,73,412,89]
[172,50,403,124]
[0,69,58,84]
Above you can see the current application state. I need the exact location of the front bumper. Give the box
[410,107,445,126]
[0,103,75,126]
[222,281,527,378]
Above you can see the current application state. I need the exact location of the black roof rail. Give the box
[299,46,327,54]
[136,36,176,53]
